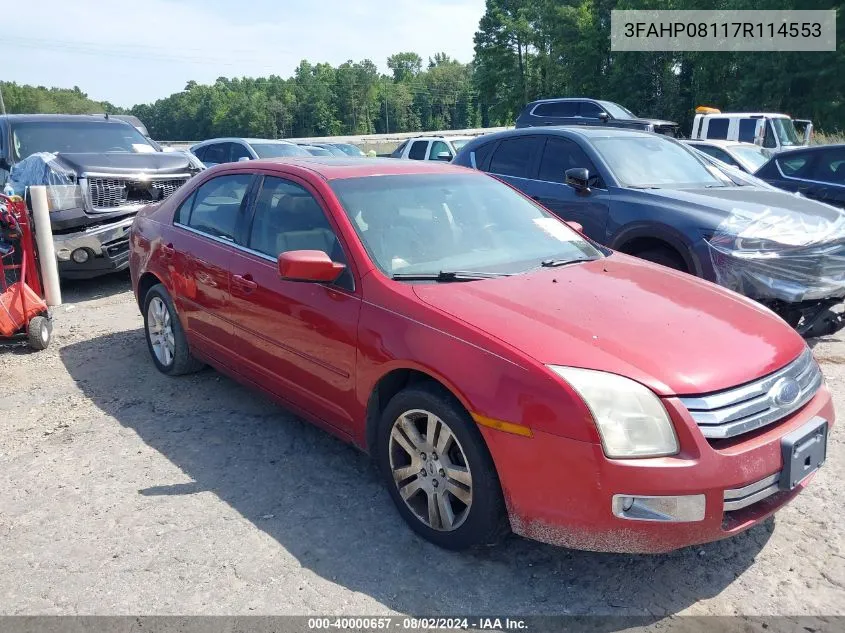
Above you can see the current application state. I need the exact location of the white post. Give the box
[29,186,62,307]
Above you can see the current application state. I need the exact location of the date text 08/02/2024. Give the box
[307,617,528,630]
[622,21,823,39]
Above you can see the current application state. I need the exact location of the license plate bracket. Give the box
[780,416,828,491]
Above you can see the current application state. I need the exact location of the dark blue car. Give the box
[453,127,845,336]
[755,144,845,209]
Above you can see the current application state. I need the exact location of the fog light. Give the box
[612,494,706,522]
[71,248,90,264]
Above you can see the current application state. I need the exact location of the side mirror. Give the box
[565,167,591,194]
[435,151,452,162]
[237,156,251,162]
[598,112,610,122]
[566,221,584,233]
[278,250,345,283]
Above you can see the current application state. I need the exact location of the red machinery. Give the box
[0,193,52,350]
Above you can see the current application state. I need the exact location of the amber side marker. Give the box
[472,413,534,437]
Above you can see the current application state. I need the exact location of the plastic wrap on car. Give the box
[707,203,845,303]
[8,153,78,209]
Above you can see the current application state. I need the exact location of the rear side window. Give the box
[185,174,253,240]
[408,141,428,160]
[489,137,538,178]
[538,137,598,184]
[706,119,729,140]
[533,101,578,118]
[738,119,758,143]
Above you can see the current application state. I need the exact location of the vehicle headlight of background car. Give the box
[548,366,679,458]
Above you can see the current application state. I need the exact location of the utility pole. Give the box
[0,83,6,115]
[384,92,389,134]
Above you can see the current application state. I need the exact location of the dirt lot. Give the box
[1,272,844,620]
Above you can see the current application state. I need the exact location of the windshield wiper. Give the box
[391,270,510,282]
[541,257,594,268]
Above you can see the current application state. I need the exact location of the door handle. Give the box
[232,273,258,294]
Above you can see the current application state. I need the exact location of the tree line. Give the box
[3,0,844,140]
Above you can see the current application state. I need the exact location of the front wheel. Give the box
[376,383,509,550]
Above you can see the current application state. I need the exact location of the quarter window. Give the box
[184,174,252,240]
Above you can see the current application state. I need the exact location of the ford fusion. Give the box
[129,158,833,552]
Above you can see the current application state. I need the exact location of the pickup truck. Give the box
[690,107,813,154]
[0,114,203,279]
[389,137,462,161]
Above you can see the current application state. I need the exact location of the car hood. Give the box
[412,254,806,396]
[51,152,197,176]
[634,118,678,127]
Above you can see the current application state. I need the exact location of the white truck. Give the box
[388,136,467,162]
[690,107,813,154]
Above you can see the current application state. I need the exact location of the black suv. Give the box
[0,114,203,279]
[515,98,679,137]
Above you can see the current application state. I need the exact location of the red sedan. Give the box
[129,158,833,553]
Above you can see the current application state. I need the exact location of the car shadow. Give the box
[59,329,770,622]
[60,269,132,304]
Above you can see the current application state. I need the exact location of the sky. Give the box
[6,0,486,108]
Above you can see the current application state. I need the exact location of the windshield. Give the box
[772,118,801,147]
[330,173,602,278]
[598,101,636,119]
[731,145,770,171]
[10,121,156,161]
[251,143,310,158]
[593,136,729,188]
[335,143,366,157]
[451,139,471,150]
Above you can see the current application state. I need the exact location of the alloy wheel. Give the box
[147,296,175,367]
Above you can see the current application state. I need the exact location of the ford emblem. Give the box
[770,377,801,407]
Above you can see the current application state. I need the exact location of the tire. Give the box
[27,315,51,351]
[376,383,509,550]
[142,283,204,376]
[634,246,687,272]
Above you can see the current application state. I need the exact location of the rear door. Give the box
[170,172,255,362]
[486,135,543,192]
[227,173,362,430]
[764,151,815,195]
[528,136,611,242]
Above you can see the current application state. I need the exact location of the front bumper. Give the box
[480,385,834,553]
[54,216,134,280]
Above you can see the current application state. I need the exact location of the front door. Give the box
[170,172,254,362]
[228,174,362,431]
[520,136,610,243]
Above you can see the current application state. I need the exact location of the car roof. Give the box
[696,112,791,118]
[684,139,759,149]
[225,157,475,181]
[771,144,845,156]
[469,126,656,144]
[190,137,297,149]
[0,113,134,125]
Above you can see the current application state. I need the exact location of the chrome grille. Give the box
[680,348,822,440]
[86,177,188,211]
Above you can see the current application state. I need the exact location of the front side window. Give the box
[202,143,229,165]
[538,137,599,184]
[579,102,604,118]
[778,155,810,177]
[593,137,728,188]
[10,121,156,161]
[330,173,601,278]
[430,140,452,161]
[812,149,845,183]
[248,176,342,260]
[230,143,252,161]
[182,174,252,240]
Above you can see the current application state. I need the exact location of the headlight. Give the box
[733,236,782,252]
[548,366,679,458]
[46,184,85,212]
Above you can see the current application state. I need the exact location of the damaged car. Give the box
[0,114,204,279]
[454,127,845,337]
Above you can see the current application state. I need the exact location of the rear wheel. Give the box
[143,284,204,376]
[376,383,509,550]
[634,246,687,272]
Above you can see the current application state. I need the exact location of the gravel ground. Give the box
[1,272,844,621]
